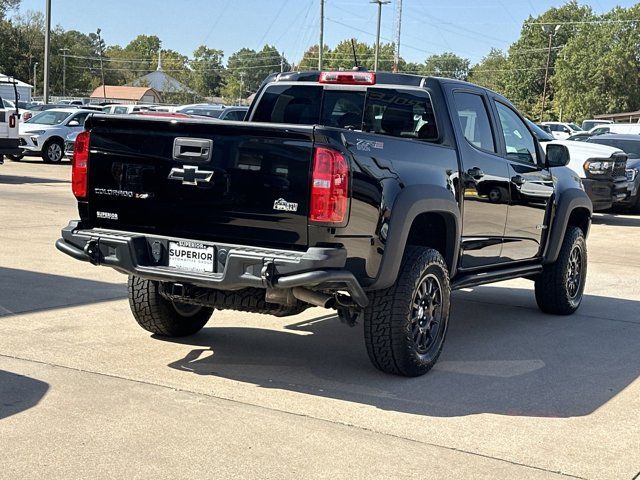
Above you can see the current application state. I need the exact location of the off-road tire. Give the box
[363,247,451,377]
[632,194,640,214]
[128,276,213,337]
[535,226,587,315]
[41,139,64,163]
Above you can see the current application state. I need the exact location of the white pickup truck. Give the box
[528,120,628,211]
[0,80,21,164]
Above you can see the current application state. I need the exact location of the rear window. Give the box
[252,84,438,141]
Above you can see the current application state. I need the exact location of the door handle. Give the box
[511,175,526,186]
[467,167,485,179]
[173,137,213,162]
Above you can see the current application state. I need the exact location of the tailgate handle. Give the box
[173,138,213,162]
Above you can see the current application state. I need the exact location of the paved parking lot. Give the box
[1,158,639,479]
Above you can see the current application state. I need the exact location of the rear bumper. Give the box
[56,221,368,307]
[582,178,628,211]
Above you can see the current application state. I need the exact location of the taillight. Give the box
[8,114,16,128]
[319,71,376,85]
[310,147,349,224]
[72,130,90,198]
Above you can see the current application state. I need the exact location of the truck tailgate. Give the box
[85,116,314,248]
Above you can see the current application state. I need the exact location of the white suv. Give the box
[17,108,94,163]
[541,121,584,140]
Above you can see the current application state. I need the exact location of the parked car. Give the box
[101,104,153,115]
[176,105,226,118]
[17,108,94,162]
[581,119,613,131]
[528,120,628,211]
[57,71,593,377]
[541,121,584,140]
[0,85,21,163]
[218,106,249,121]
[23,103,79,122]
[589,123,640,136]
[586,134,640,212]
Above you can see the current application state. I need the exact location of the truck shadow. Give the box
[0,173,68,185]
[0,370,49,420]
[0,267,126,316]
[592,213,640,227]
[165,285,640,418]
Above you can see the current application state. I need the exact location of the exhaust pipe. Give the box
[292,287,336,309]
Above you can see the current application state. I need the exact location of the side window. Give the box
[495,102,537,165]
[114,106,128,114]
[363,88,438,141]
[452,92,495,152]
[71,113,89,126]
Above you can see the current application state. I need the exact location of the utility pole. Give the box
[238,72,245,106]
[540,24,560,123]
[393,0,403,73]
[371,0,390,71]
[60,48,70,97]
[96,29,107,102]
[33,62,38,98]
[318,0,324,70]
[43,0,51,103]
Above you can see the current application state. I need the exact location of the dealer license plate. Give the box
[168,241,214,273]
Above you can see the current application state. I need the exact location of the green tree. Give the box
[553,5,640,121]
[502,1,593,119]
[190,45,224,97]
[222,45,287,100]
[468,48,508,93]
[423,52,470,80]
[0,0,19,19]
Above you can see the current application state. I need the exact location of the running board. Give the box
[451,264,543,290]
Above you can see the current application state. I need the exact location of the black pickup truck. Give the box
[57,71,591,377]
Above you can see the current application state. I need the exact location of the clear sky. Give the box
[14,0,639,65]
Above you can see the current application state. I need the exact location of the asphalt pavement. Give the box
[1,158,638,479]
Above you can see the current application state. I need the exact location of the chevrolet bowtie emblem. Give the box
[168,165,214,186]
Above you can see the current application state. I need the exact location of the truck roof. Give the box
[265,70,481,90]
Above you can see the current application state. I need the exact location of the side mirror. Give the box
[546,143,570,168]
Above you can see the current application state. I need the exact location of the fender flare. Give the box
[543,188,592,265]
[366,185,461,291]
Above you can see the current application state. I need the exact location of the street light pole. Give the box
[540,24,560,123]
[33,62,38,98]
[96,29,107,102]
[43,0,51,103]
[318,0,324,70]
[60,48,70,98]
[371,0,390,71]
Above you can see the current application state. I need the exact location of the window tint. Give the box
[252,85,323,124]
[588,138,640,158]
[363,88,438,141]
[453,92,495,151]
[495,102,537,164]
[223,110,247,121]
